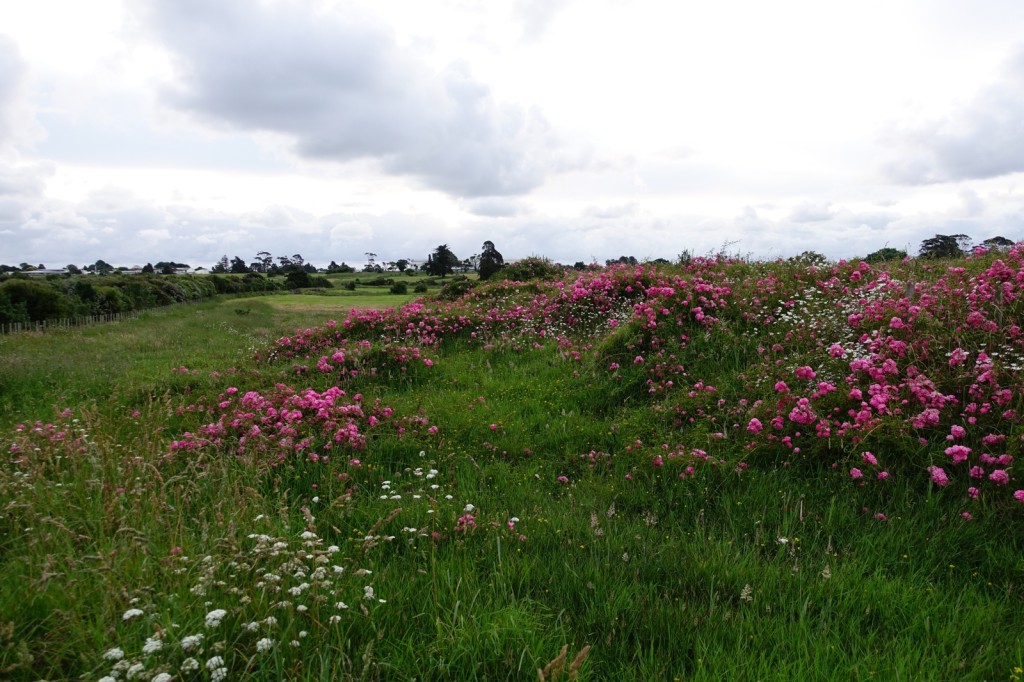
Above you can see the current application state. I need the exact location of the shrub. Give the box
[437,278,476,300]
[501,257,563,282]
[390,281,409,295]
[0,279,66,321]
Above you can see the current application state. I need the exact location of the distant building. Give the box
[23,268,68,276]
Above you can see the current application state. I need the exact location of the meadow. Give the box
[1,253,1023,680]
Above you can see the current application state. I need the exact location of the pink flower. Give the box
[795,366,816,380]
[774,381,790,393]
[747,418,763,433]
[557,475,569,484]
[1013,490,1024,503]
[944,445,971,464]
[490,423,498,431]
[827,344,846,358]
[850,468,863,480]
[961,512,973,521]
[928,466,949,487]
[877,471,889,480]
[861,451,878,466]
[968,487,980,499]
[949,425,966,439]
[989,469,1010,485]
[633,355,644,364]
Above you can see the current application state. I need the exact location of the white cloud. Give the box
[138,0,563,197]
[514,0,575,43]
[884,47,1024,184]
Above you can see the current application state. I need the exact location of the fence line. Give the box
[0,311,140,336]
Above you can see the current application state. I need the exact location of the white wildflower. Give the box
[256,638,274,653]
[103,647,125,661]
[180,634,204,651]
[142,636,163,654]
[126,662,146,679]
[206,655,225,671]
[329,615,341,624]
[152,674,173,682]
[181,657,200,672]
[363,585,374,600]
[336,601,348,609]
[204,609,227,628]
[122,608,144,621]
[300,531,317,540]
[464,503,475,512]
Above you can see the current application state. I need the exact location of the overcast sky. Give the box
[1,0,1023,269]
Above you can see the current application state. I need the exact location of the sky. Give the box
[1,0,1024,269]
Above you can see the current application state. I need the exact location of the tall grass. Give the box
[2,255,1023,680]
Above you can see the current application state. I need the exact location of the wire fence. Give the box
[0,311,140,335]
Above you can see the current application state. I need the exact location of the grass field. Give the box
[2,256,1023,680]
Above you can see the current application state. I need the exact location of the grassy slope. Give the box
[1,263,1023,681]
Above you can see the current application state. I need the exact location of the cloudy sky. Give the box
[1,0,1024,269]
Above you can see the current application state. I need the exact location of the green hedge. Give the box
[0,274,283,324]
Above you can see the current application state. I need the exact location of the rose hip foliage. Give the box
[179,248,1024,513]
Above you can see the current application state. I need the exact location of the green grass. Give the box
[1,282,1023,681]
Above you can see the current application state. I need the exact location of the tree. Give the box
[478,240,505,281]
[90,259,114,275]
[395,259,410,272]
[919,234,971,259]
[212,255,230,273]
[788,251,829,267]
[230,256,249,274]
[142,263,155,274]
[285,269,312,289]
[65,264,82,275]
[605,256,638,266]
[425,244,459,278]
[865,247,907,263]
[982,236,1015,251]
[251,251,272,273]
[328,260,355,273]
